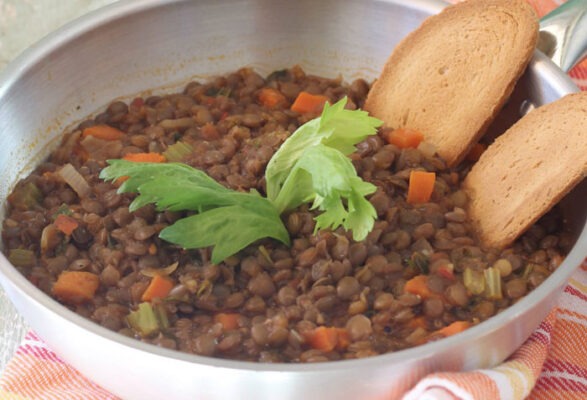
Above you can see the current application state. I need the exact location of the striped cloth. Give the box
[0,0,586,399]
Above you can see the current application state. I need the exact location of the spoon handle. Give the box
[538,0,587,72]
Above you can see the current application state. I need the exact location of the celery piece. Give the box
[484,267,503,300]
[127,302,160,337]
[463,267,485,295]
[162,141,193,162]
[8,249,36,268]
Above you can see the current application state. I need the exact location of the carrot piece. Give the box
[122,152,166,163]
[53,214,79,235]
[404,275,435,299]
[82,125,125,141]
[407,170,436,204]
[290,92,329,114]
[384,128,424,149]
[305,326,340,352]
[335,328,351,350]
[214,312,240,331]
[435,321,471,337]
[52,271,100,304]
[141,275,174,302]
[258,87,287,109]
[465,142,486,162]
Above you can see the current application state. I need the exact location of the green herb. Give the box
[100,162,289,264]
[266,98,382,240]
[100,97,382,262]
[408,251,429,274]
[52,204,73,219]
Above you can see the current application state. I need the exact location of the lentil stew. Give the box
[1,66,571,363]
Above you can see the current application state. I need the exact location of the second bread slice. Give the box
[463,91,587,249]
[364,0,538,166]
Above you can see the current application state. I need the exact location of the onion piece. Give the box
[140,261,179,278]
[57,163,91,198]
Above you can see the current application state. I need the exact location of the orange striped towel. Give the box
[1,1,586,399]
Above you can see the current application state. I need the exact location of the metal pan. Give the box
[0,1,586,399]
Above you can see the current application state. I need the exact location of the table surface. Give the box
[0,0,119,373]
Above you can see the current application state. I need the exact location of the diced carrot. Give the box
[404,275,435,299]
[122,152,166,163]
[407,170,436,204]
[290,92,329,114]
[148,243,158,255]
[384,128,424,149]
[141,274,174,302]
[434,321,471,337]
[304,326,340,352]
[53,214,79,236]
[335,328,351,350]
[82,125,125,141]
[214,312,241,331]
[258,87,287,109]
[52,271,100,304]
[465,142,486,162]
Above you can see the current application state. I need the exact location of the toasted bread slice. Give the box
[364,0,538,166]
[463,92,587,249]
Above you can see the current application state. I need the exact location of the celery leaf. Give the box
[265,97,382,241]
[265,97,382,200]
[100,160,289,263]
[273,145,377,241]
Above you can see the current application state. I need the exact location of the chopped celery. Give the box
[463,267,485,295]
[8,182,42,210]
[127,302,160,337]
[484,267,502,300]
[8,249,36,268]
[162,141,193,162]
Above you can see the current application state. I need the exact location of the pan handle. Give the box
[538,0,587,73]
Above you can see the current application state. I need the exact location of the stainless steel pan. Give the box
[0,1,586,399]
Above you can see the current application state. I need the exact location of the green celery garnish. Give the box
[271,144,376,240]
[100,162,290,264]
[100,97,383,262]
[266,98,382,240]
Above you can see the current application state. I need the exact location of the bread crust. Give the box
[463,92,587,249]
[364,0,538,166]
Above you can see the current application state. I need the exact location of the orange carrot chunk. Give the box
[306,326,350,353]
[407,170,436,204]
[82,125,125,141]
[435,321,471,337]
[52,271,100,304]
[335,328,351,351]
[122,152,166,163]
[141,274,174,302]
[305,326,340,352]
[214,312,241,331]
[53,214,79,236]
[404,275,435,299]
[258,87,287,109]
[290,92,329,114]
[384,128,424,148]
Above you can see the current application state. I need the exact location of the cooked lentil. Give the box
[2,66,571,362]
